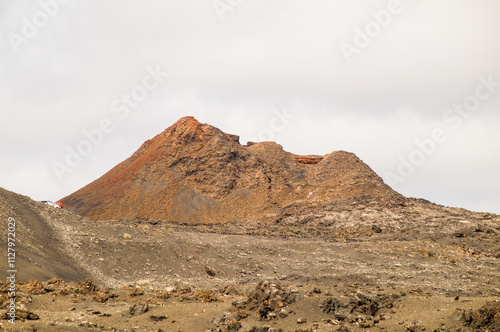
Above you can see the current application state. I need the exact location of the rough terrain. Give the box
[60,116,401,223]
[1,188,499,331]
[1,117,499,331]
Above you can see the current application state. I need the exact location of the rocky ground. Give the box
[1,187,499,331]
[2,277,500,331]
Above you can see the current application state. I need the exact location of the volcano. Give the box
[61,116,402,223]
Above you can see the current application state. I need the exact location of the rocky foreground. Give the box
[1,187,500,331]
[2,277,500,331]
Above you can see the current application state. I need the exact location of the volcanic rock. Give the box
[61,116,402,223]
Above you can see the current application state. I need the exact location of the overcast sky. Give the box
[1,0,499,214]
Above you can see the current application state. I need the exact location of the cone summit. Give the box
[61,117,401,223]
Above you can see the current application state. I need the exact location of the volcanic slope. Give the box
[61,116,402,223]
[0,187,89,281]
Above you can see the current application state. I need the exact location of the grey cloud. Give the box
[1,0,499,213]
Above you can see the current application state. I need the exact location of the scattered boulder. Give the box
[247,327,284,332]
[205,266,217,277]
[336,326,350,332]
[150,314,168,321]
[232,281,295,320]
[1,309,39,321]
[129,303,149,316]
[460,301,500,330]
[75,279,112,302]
[404,320,426,331]
[24,278,48,295]
[226,320,242,331]
[46,277,64,285]
[129,287,145,297]
[193,289,219,303]
[76,279,99,295]
[320,292,400,324]
[297,317,307,324]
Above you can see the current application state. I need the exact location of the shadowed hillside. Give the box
[0,188,89,282]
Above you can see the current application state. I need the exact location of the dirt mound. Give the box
[61,116,401,223]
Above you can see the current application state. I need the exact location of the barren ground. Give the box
[1,195,499,331]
